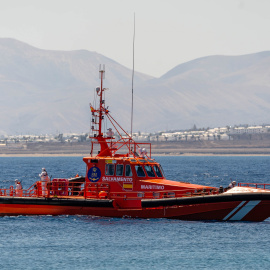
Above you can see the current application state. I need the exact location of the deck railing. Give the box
[6,180,270,200]
[0,182,37,197]
[238,183,270,190]
[0,180,218,200]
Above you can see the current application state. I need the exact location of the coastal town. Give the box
[1,124,270,145]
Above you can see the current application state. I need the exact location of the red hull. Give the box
[1,199,269,221]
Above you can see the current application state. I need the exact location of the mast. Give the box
[90,65,113,157]
[98,65,105,136]
[131,13,135,139]
[89,65,151,158]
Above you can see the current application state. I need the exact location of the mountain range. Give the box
[0,38,270,135]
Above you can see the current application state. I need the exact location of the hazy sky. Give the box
[1,0,270,77]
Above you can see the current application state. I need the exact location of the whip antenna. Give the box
[131,13,135,138]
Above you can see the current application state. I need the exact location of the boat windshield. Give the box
[116,164,124,176]
[144,165,155,177]
[153,165,163,178]
[125,164,133,177]
[105,164,115,176]
[135,165,146,177]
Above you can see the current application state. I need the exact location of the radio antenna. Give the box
[131,13,135,138]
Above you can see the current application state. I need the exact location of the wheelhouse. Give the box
[83,156,165,184]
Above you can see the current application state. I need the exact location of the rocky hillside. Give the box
[1,38,270,134]
[0,38,151,134]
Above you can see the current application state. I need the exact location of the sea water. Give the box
[0,156,270,269]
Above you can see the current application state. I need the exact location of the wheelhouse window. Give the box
[144,165,155,177]
[153,165,163,177]
[125,164,133,177]
[135,165,146,177]
[116,164,124,176]
[105,164,115,176]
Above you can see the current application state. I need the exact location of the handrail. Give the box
[0,186,35,197]
[91,139,152,158]
[0,180,219,200]
[238,183,270,190]
[108,188,219,200]
[4,180,252,200]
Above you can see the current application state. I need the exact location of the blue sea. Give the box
[0,156,270,269]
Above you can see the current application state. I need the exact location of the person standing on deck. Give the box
[228,181,237,189]
[15,179,23,196]
[39,168,50,196]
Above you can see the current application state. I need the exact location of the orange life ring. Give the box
[98,190,108,199]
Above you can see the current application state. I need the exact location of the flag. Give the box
[123,183,133,190]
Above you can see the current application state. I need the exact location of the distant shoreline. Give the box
[0,153,86,157]
[1,153,270,157]
[2,140,270,157]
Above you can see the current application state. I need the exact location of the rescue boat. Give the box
[1,66,270,221]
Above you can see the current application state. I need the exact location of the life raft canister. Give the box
[36,181,42,197]
[10,186,14,196]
